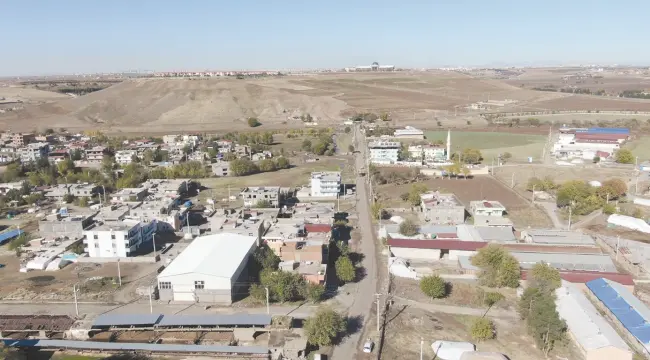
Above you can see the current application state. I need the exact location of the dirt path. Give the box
[392,296,517,319]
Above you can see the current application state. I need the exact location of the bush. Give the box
[335,256,355,283]
[247,117,262,127]
[304,307,346,346]
[470,317,495,341]
[398,219,419,236]
[249,284,266,302]
[603,203,616,214]
[305,283,325,303]
[420,275,447,299]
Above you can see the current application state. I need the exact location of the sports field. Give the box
[425,131,547,162]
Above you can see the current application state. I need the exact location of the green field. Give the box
[624,137,650,161]
[424,131,546,162]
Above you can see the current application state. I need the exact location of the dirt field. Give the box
[381,306,581,360]
[4,70,650,134]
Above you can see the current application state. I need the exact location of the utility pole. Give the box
[511,172,515,188]
[531,184,535,205]
[117,259,122,287]
[149,285,153,314]
[73,284,79,316]
[567,206,572,231]
[420,337,424,360]
[375,293,381,333]
[265,287,270,315]
[616,235,620,261]
[152,232,157,259]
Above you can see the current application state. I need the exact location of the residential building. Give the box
[85,146,107,163]
[555,282,632,360]
[211,161,231,177]
[19,142,49,163]
[70,183,100,198]
[393,126,425,140]
[310,172,341,197]
[39,213,94,239]
[162,135,179,145]
[11,133,34,147]
[408,144,446,162]
[82,219,157,258]
[0,181,25,195]
[469,201,507,217]
[47,150,69,164]
[420,192,466,224]
[473,215,513,228]
[157,233,258,304]
[126,198,183,232]
[111,187,148,202]
[241,186,284,208]
[368,141,400,164]
[115,149,138,165]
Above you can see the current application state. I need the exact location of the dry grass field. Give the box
[4,69,650,134]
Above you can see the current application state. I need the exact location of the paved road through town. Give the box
[332,124,378,359]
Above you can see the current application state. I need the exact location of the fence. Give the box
[77,256,157,264]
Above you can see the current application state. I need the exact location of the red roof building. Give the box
[575,133,628,141]
[304,224,332,233]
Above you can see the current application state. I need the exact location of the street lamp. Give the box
[152,232,157,259]
[72,284,80,316]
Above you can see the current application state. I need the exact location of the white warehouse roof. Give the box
[158,233,256,280]
[555,282,631,353]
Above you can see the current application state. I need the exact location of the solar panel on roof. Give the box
[157,314,271,327]
[92,313,163,328]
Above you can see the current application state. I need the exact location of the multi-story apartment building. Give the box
[83,219,157,258]
[368,141,400,164]
[85,146,108,163]
[241,186,282,208]
[115,149,138,165]
[12,133,35,147]
[19,142,49,163]
[408,144,446,162]
[310,172,341,197]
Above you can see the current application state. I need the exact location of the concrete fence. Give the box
[77,256,157,264]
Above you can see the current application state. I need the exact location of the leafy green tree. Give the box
[259,159,277,172]
[62,194,75,203]
[335,256,355,283]
[470,317,495,341]
[142,149,154,164]
[380,112,390,121]
[593,156,601,164]
[247,117,262,127]
[484,291,505,307]
[3,163,22,182]
[501,152,512,162]
[275,157,290,169]
[70,148,83,161]
[304,307,346,346]
[252,245,281,273]
[101,155,116,174]
[528,262,561,293]
[371,202,386,220]
[260,270,305,302]
[460,148,483,164]
[398,218,419,236]
[249,284,267,302]
[301,139,312,151]
[420,275,447,299]
[57,158,75,175]
[344,126,351,133]
[230,158,260,176]
[597,178,627,200]
[304,283,325,303]
[471,244,520,288]
[262,131,274,145]
[603,203,616,214]
[348,145,355,152]
[524,290,567,356]
[526,176,557,192]
[615,149,634,164]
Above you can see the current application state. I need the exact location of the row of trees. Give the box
[556,178,626,215]
[229,157,290,176]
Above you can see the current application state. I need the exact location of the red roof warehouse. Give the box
[387,238,486,251]
[574,133,628,141]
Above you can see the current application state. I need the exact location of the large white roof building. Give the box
[157,233,258,304]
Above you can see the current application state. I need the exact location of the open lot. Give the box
[381,306,581,360]
[4,70,650,134]
[426,130,547,162]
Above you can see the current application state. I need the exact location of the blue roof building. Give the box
[586,278,650,354]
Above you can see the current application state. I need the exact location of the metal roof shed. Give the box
[92,313,163,328]
[157,314,271,327]
[587,278,650,353]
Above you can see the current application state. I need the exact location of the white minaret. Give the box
[446,130,451,161]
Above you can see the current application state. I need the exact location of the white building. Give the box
[241,186,283,207]
[157,233,258,304]
[394,126,425,140]
[555,282,632,360]
[19,142,49,163]
[115,149,138,165]
[368,141,400,164]
[469,201,507,217]
[82,219,157,258]
[310,172,341,198]
[408,144,446,162]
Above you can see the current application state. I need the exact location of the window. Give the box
[111,234,116,240]
[94,243,99,248]
[112,243,117,248]
[194,281,205,290]
[159,282,171,289]
[93,234,98,240]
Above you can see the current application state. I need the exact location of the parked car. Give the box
[363,339,374,353]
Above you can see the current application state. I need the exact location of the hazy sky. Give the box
[2,0,649,75]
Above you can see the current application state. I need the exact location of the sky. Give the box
[1,0,649,76]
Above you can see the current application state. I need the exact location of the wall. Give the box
[424,207,465,224]
[38,220,85,239]
[390,247,441,260]
[77,256,157,263]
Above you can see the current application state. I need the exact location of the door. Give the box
[173,291,195,302]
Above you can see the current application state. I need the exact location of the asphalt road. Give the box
[332,124,378,359]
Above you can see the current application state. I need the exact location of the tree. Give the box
[260,270,305,302]
[603,203,617,214]
[249,284,266,302]
[501,152,512,162]
[528,262,561,293]
[102,155,116,174]
[615,149,634,164]
[247,117,262,127]
[70,149,83,161]
[305,283,325,303]
[484,291,505,307]
[593,156,601,164]
[301,139,312,151]
[275,157,290,169]
[259,159,277,172]
[471,244,520,288]
[348,145,355,153]
[598,178,627,200]
[461,148,483,164]
[461,166,471,179]
[57,158,75,175]
[470,317,495,341]
[44,128,55,135]
[398,219,419,236]
[420,275,447,299]
[142,149,154,164]
[335,256,355,283]
[524,290,567,356]
[230,158,259,176]
[380,112,390,121]
[3,163,22,182]
[62,194,75,203]
[370,202,385,220]
[255,200,273,208]
[344,126,351,133]
[262,131,274,145]
[304,307,346,346]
